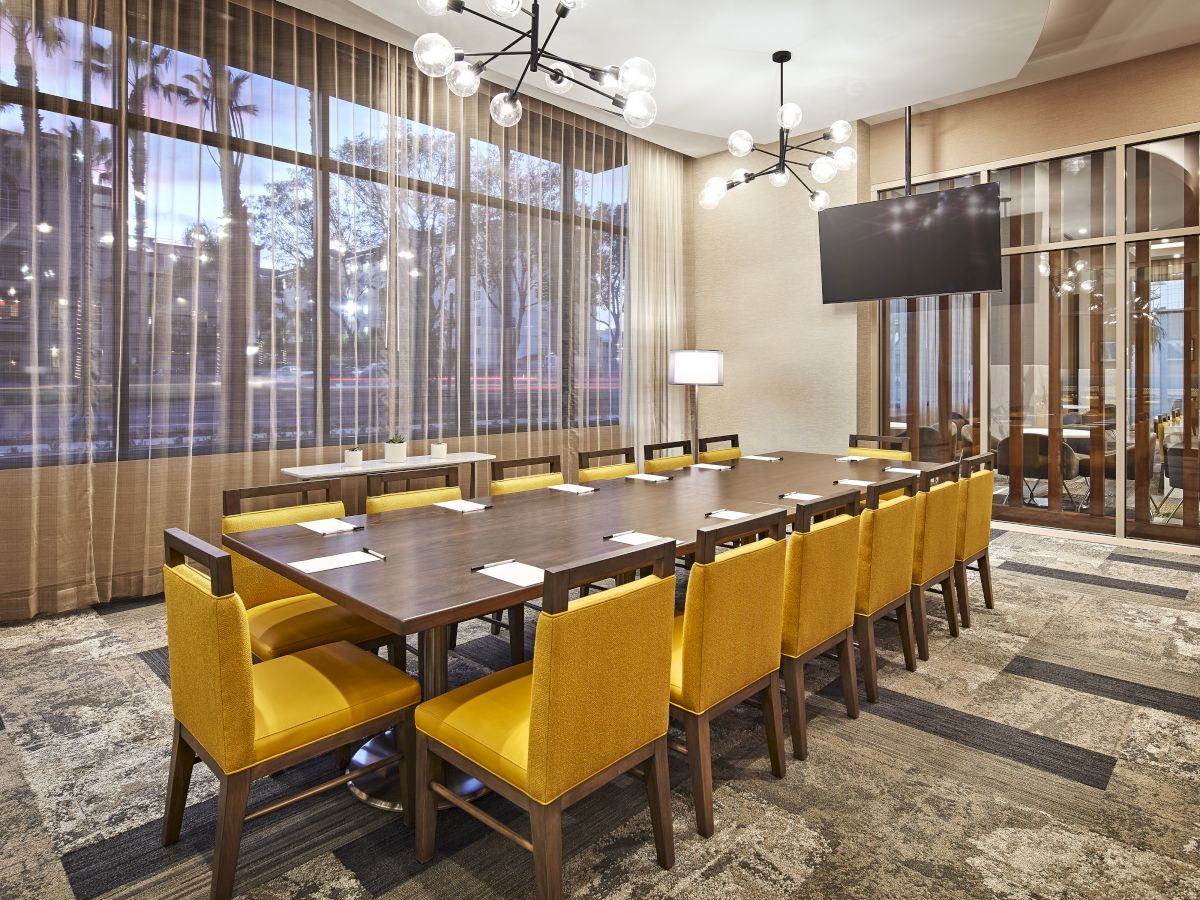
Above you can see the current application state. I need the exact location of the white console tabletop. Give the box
[281,451,495,481]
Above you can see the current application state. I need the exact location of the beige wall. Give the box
[870,43,1200,186]
[682,131,864,455]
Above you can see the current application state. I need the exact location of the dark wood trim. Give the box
[490,455,562,482]
[906,297,921,459]
[643,439,692,460]
[366,466,459,497]
[865,474,918,508]
[164,528,235,597]
[849,434,910,451]
[937,295,952,462]
[960,451,997,477]
[540,540,676,614]
[577,447,635,469]
[1047,251,1064,513]
[794,490,860,532]
[918,461,959,491]
[222,479,342,516]
[693,508,786,564]
[697,434,740,453]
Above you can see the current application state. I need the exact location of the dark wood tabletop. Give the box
[222,451,937,639]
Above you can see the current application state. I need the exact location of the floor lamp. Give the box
[668,349,724,461]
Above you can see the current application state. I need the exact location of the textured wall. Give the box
[682,132,863,455]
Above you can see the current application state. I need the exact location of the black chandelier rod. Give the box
[785,162,815,193]
[555,70,622,102]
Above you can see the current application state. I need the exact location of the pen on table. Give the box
[471,558,515,572]
[602,529,634,540]
[704,510,723,518]
[362,547,387,560]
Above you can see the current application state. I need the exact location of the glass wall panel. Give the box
[1126,135,1199,234]
[994,150,1116,248]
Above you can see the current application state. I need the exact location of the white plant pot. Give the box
[431,442,448,460]
[343,449,363,468]
[384,442,407,464]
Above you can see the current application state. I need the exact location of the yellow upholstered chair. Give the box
[490,455,565,495]
[671,509,788,837]
[365,465,461,514]
[697,434,741,464]
[855,475,919,702]
[953,452,998,628]
[221,480,391,662]
[909,462,961,661]
[160,529,420,900]
[577,446,638,483]
[643,439,694,474]
[413,540,678,900]
[779,492,861,760]
[848,432,913,462]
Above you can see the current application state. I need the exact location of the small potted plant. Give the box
[384,432,407,463]
[343,446,363,468]
[430,437,448,460]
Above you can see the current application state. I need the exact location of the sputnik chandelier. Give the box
[413,0,657,130]
[699,50,855,212]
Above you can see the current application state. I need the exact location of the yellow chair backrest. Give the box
[644,453,693,475]
[698,446,741,464]
[367,486,461,514]
[956,468,995,561]
[490,472,565,496]
[526,574,675,804]
[162,561,255,774]
[578,461,638,483]
[852,446,913,462]
[913,481,959,585]
[221,500,346,608]
[675,538,786,714]
[855,495,917,616]
[782,514,860,658]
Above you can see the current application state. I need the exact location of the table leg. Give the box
[469,462,479,499]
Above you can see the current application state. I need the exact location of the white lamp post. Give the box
[668,349,724,460]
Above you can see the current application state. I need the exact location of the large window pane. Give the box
[993,151,1116,248]
[1126,135,1199,234]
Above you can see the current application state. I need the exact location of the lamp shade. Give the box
[668,349,724,386]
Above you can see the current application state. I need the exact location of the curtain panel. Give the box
[0,0,639,619]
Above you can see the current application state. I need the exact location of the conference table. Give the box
[223,450,939,808]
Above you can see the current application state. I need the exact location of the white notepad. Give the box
[434,499,489,513]
[742,455,781,462]
[626,473,670,482]
[291,550,381,574]
[296,518,357,535]
[476,561,545,587]
[548,483,595,494]
[837,455,870,462]
[837,479,875,487]
[781,492,822,502]
[706,509,748,521]
[690,463,731,471]
[885,467,923,475]
[606,531,668,546]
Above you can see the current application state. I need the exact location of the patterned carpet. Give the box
[2,527,1199,898]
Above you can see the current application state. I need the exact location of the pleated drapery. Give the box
[0,0,661,619]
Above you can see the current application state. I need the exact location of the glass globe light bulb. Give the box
[1074,259,1087,273]
[619,57,656,94]
[622,91,656,128]
[828,119,853,144]
[417,0,450,14]
[485,0,522,18]
[777,102,803,130]
[447,61,482,97]
[1060,280,1074,293]
[810,155,837,184]
[768,169,789,188]
[703,176,728,199]
[559,0,589,7]
[414,33,456,78]
[489,92,523,127]
[1037,262,1051,277]
[833,145,857,171]
[727,129,754,158]
[698,188,721,210]
[808,190,831,212]
[731,167,750,183]
[1080,279,1095,293]
[544,61,573,95]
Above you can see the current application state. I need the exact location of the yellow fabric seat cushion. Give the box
[366,486,461,514]
[851,447,912,462]
[855,495,917,616]
[955,468,996,561]
[578,462,638,483]
[912,481,959,585]
[245,593,390,661]
[251,640,420,770]
[644,453,693,475]
[416,661,534,796]
[490,472,565,495]
[781,514,860,659]
[698,447,741,464]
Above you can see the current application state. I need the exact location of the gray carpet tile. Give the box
[999,559,1192,600]
[1105,551,1200,574]
[138,646,171,687]
[1004,655,1200,721]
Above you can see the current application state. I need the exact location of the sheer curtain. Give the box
[0,0,635,619]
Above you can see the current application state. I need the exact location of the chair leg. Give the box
[837,629,859,719]
[162,720,196,847]
[682,712,714,837]
[414,732,437,864]
[910,585,929,661]
[490,612,502,636]
[954,561,972,629]
[385,637,402,667]
[400,713,417,829]
[335,742,354,772]
[781,656,807,760]
[897,597,917,672]
[762,671,786,778]
[644,738,675,870]
[447,623,458,650]
[530,800,564,900]
[979,550,995,609]
[211,771,251,900]
[855,615,879,703]
[508,604,525,665]
[942,574,960,637]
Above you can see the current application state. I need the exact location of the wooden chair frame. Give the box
[673,509,788,837]
[221,479,341,517]
[954,452,998,629]
[781,491,861,761]
[909,461,961,661]
[366,466,459,497]
[415,540,677,900]
[696,434,739,454]
[576,446,635,471]
[849,433,911,452]
[490,454,562,482]
[161,529,414,900]
[643,439,692,461]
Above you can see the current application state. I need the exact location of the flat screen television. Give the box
[818,182,1001,303]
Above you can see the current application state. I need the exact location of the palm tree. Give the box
[0,0,64,159]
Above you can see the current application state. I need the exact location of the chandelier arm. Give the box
[751,146,781,161]
[538,11,563,60]
[555,70,620,102]
[784,162,814,193]
[790,135,828,149]
[537,49,601,76]
[460,4,531,37]
[786,146,829,155]
[752,163,778,178]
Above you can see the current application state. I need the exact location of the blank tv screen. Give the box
[818,182,1001,303]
